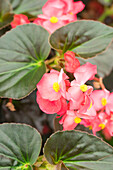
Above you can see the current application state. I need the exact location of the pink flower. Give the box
[59,104,96,130]
[91,89,113,115]
[74,62,97,84]
[81,116,101,135]
[37,91,61,114]
[37,69,68,101]
[34,0,69,33]
[67,63,97,111]
[98,112,113,137]
[37,91,67,114]
[36,69,68,114]
[59,110,81,130]
[34,0,85,33]
[11,14,30,28]
[64,51,80,73]
[62,0,85,21]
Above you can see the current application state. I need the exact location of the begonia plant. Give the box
[0,0,113,169]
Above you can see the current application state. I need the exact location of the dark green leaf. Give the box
[0,123,42,169]
[9,0,47,15]
[44,130,113,170]
[0,24,50,99]
[0,0,13,29]
[78,41,113,77]
[49,20,113,58]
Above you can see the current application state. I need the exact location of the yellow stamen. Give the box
[53,82,60,92]
[101,98,107,106]
[88,126,92,130]
[88,102,92,110]
[99,123,105,130]
[80,84,88,92]
[74,117,81,124]
[50,16,58,23]
[69,12,73,15]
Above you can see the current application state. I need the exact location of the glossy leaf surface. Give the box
[50,20,113,58]
[44,130,113,170]
[0,123,42,169]
[0,24,50,99]
[79,41,113,77]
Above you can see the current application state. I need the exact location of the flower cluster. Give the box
[11,0,85,33]
[36,51,113,139]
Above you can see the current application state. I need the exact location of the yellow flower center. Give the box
[53,82,60,92]
[99,123,105,130]
[88,102,92,110]
[80,84,88,92]
[74,117,81,124]
[101,98,107,106]
[50,16,58,23]
[69,12,73,15]
[88,126,92,130]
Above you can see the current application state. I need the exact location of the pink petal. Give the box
[107,92,113,113]
[36,91,61,114]
[85,86,93,95]
[91,90,105,111]
[43,20,65,33]
[67,85,83,101]
[91,89,110,112]
[74,62,97,84]
[78,106,96,119]
[105,121,113,136]
[60,110,78,130]
[42,0,65,17]
[102,128,112,140]
[69,94,84,110]
[79,95,92,114]
[64,51,80,73]
[57,97,67,116]
[37,72,61,101]
[33,18,44,25]
[37,14,49,20]
[73,1,85,14]
[61,0,73,13]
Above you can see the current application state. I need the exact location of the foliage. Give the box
[0,123,112,170]
[0,24,50,99]
[0,1,113,170]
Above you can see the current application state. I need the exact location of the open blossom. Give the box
[67,62,97,112]
[11,14,30,28]
[98,111,113,139]
[34,0,85,33]
[91,89,113,115]
[81,111,113,137]
[80,116,101,135]
[36,69,68,114]
[59,110,81,130]
[60,106,96,130]
[37,92,67,114]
